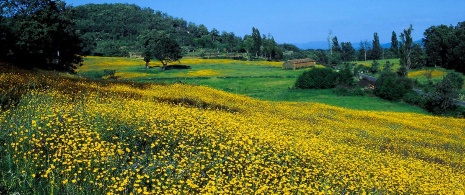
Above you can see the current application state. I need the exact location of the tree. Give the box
[425,72,464,114]
[374,68,413,101]
[295,68,340,89]
[410,43,426,69]
[327,30,333,56]
[341,42,355,62]
[369,60,380,74]
[2,0,82,72]
[142,31,182,71]
[371,32,382,60]
[154,34,182,71]
[141,30,158,69]
[242,35,254,59]
[399,25,413,75]
[251,27,261,58]
[423,22,465,73]
[332,36,341,53]
[358,40,370,61]
[390,31,399,57]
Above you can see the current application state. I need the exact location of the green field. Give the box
[76,57,430,114]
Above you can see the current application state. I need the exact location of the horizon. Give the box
[66,0,465,45]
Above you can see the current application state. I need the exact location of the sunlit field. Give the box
[1,71,465,194]
[76,57,428,114]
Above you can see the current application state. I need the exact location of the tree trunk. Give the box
[145,61,149,69]
[162,61,167,71]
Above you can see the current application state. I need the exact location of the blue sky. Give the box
[66,0,465,44]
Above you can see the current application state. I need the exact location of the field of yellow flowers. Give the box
[1,70,465,194]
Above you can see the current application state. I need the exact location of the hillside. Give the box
[72,3,245,57]
[1,70,465,194]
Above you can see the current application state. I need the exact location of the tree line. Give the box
[1,1,465,74]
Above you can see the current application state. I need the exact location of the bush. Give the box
[338,64,355,86]
[403,91,426,107]
[424,73,463,114]
[294,68,339,89]
[374,71,413,101]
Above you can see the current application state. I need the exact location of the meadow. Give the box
[1,70,465,194]
[76,57,428,114]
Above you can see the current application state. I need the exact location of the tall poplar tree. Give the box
[390,31,399,57]
[251,27,261,58]
[371,32,382,60]
[399,25,413,76]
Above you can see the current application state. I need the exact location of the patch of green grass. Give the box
[77,57,429,114]
[355,58,401,70]
[144,77,428,114]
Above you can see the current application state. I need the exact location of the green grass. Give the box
[355,58,401,70]
[142,77,428,114]
[76,56,429,114]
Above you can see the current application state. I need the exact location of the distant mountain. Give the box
[294,41,328,50]
[295,40,423,50]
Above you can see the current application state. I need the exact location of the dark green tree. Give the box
[341,42,355,62]
[390,31,399,57]
[410,43,426,69]
[154,34,182,71]
[371,32,382,60]
[141,30,158,69]
[141,31,182,71]
[399,25,413,74]
[2,0,82,71]
[251,27,262,58]
[423,24,454,68]
[423,22,465,73]
[369,60,380,74]
[295,68,340,89]
[332,36,341,53]
[374,68,413,101]
[425,72,464,114]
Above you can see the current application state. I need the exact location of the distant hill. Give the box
[293,41,328,50]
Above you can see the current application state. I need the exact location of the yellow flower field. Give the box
[1,71,465,194]
[408,69,447,78]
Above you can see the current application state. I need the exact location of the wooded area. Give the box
[1,1,465,74]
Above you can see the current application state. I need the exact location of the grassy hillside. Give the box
[76,57,428,114]
[1,70,465,194]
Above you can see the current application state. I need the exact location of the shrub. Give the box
[403,91,426,107]
[294,68,339,89]
[424,72,463,114]
[338,64,355,86]
[374,71,413,101]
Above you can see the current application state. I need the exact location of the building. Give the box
[282,58,316,70]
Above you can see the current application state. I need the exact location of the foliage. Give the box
[371,32,382,60]
[1,0,82,72]
[374,69,413,101]
[251,27,262,58]
[295,68,340,89]
[399,25,414,72]
[262,35,283,61]
[369,60,380,74]
[424,72,463,114]
[141,31,183,71]
[423,22,465,73]
[72,4,247,58]
[410,43,427,69]
[338,64,355,86]
[340,42,355,62]
[390,31,399,57]
[1,71,465,194]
